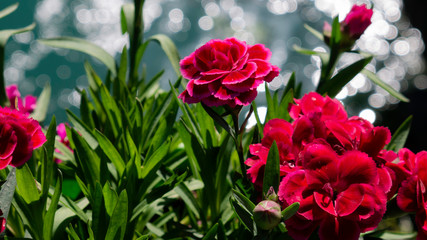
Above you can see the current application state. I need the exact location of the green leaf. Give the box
[148,34,181,76]
[281,202,299,221]
[251,101,264,139]
[231,189,255,213]
[41,117,56,201]
[293,45,328,61]
[201,103,236,140]
[84,61,103,92]
[202,223,219,240]
[263,141,280,195]
[103,183,118,217]
[120,4,134,35]
[0,3,19,19]
[0,23,35,46]
[0,168,17,221]
[105,191,128,240]
[386,115,412,151]
[318,56,373,98]
[141,140,171,179]
[174,183,202,219]
[39,37,117,76]
[15,164,40,204]
[230,198,255,234]
[66,110,98,149]
[304,24,323,40]
[362,69,409,102]
[43,170,63,240]
[94,130,125,176]
[31,83,51,122]
[365,230,417,239]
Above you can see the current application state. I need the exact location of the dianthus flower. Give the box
[54,123,72,163]
[179,38,280,107]
[6,84,37,114]
[278,142,386,240]
[397,148,427,240]
[342,4,373,39]
[0,107,46,169]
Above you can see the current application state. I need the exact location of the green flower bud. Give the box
[253,200,282,230]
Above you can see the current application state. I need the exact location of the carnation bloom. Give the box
[278,143,386,240]
[342,4,373,39]
[179,38,280,107]
[0,107,46,169]
[397,149,427,239]
[6,84,37,114]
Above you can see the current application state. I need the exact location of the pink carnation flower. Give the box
[6,84,37,114]
[54,123,72,163]
[179,38,280,107]
[0,107,46,169]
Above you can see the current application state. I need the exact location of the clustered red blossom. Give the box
[179,37,280,107]
[0,107,46,169]
[6,84,37,114]
[396,149,427,240]
[245,92,408,240]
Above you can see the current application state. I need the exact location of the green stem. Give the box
[0,46,8,107]
[129,0,144,87]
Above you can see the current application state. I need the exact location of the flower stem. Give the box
[0,46,8,107]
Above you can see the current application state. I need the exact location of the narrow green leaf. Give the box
[362,69,409,102]
[15,164,40,204]
[281,202,299,220]
[202,223,219,240]
[0,23,35,46]
[105,191,128,240]
[174,183,202,219]
[201,103,236,140]
[0,3,19,19]
[293,45,328,61]
[365,231,417,240]
[120,4,134,35]
[0,168,17,221]
[263,141,280,195]
[84,61,103,92]
[304,24,323,40]
[141,140,170,178]
[118,46,128,83]
[41,117,56,201]
[386,115,412,151]
[31,83,51,122]
[318,56,373,98]
[148,34,181,76]
[230,198,254,233]
[251,101,264,139]
[94,130,125,176]
[231,189,256,212]
[39,37,117,76]
[43,170,63,240]
[103,183,118,217]
[66,110,98,149]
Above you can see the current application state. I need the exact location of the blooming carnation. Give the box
[0,107,46,169]
[6,84,37,114]
[54,123,71,163]
[396,149,427,240]
[245,92,403,239]
[179,38,280,107]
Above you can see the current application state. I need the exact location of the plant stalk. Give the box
[129,0,144,87]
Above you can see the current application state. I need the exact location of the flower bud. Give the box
[253,200,282,230]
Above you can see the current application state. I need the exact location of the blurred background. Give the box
[1,0,427,151]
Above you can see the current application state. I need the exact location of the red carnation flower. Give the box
[0,107,46,169]
[179,38,280,107]
[6,84,37,114]
[342,4,373,39]
[278,143,386,240]
[397,149,427,239]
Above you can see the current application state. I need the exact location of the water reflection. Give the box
[3,0,426,123]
